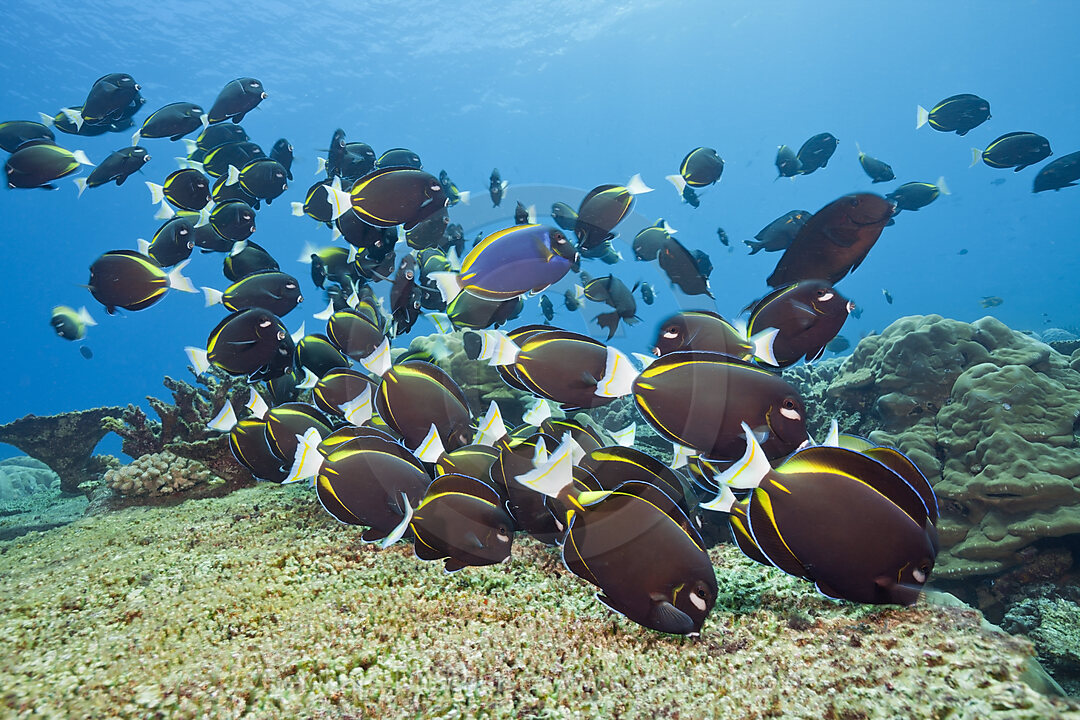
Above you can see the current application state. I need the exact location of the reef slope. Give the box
[1,483,1077,719]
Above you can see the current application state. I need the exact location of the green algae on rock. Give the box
[1,482,1077,720]
[0,407,123,494]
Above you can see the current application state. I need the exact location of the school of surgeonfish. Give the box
[12,72,1076,639]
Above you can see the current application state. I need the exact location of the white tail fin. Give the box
[199,113,209,130]
[136,238,151,256]
[324,184,353,220]
[610,423,636,448]
[296,367,319,390]
[446,247,462,271]
[416,423,446,463]
[522,398,552,426]
[380,493,414,549]
[595,346,636,398]
[291,201,305,217]
[153,201,176,221]
[76,306,97,327]
[698,485,737,513]
[38,112,55,127]
[201,286,223,307]
[131,129,141,147]
[298,241,318,264]
[665,173,687,195]
[457,190,471,205]
[473,401,507,446]
[429,271,462,304]
[937,176,951,195]
[625,173,653,195]
[206,402,237,432]
[60,107,83,131]
[312,299,335,321]
[315,156,327,175]
[166,260,197,293]
[526,204,537,224]
[290,321,306,344]
[174,157,205,172]
[426,312,453,334]
[472,329,519,366]
[283,427,325,484]
[228,240,247,257]
[146,181,165,205]
[360,338,392,377]
[661,219,677,234]
[750,327,780,366]
[916,105,929,130]
[970,149,981,168]
[194,206,211,227]
[710,422,772,489]
[823,418,840,448]
[245,388,269,420]
[670,443,694,469]
[514,437,576,499]
[185,346,209,375]
[71,150,93,167]
[73,177,87,198]
[226,164,240,186]
[339,386,373,427]
[181,139,198,156]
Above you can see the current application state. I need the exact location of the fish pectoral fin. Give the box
[226,339,260,347]
[581,371,597,386]
[647,599,695,635]
[443,558,466,573]
[360,527,388,544]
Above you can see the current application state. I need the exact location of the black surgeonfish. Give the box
[326,309,385,361]
[5,143,93,189]
[639,282,655,305]
[550,201,577,231]
[206,308,295,381]
[39,107,110,137]
[133,102,207,144]
[341,142,377,180]
[74,146,149,195]
[229,418,289,483]
[224,241,279,282]
[264,402,334,464]
[324,167,447,230]
[973,132,1052,172]
[323,128,347,179]
[886,177,950,213]
[700,430,938,606]
[775,145,801,178]
[294,179,337,224]
[767,193,894,287]
[517,442,717,636]
[313,368,379,419]
[795,133,838,174]
[0,120,54,152]
[631,219,674,261]
[296,334,350,378]
[144,216,195,267]
[627,351,808,461]
[651,310,761,362]
[539,295,555,323]
[514,201,531,225]
[489,168,506,207]
[208,77,267,124]
[210,200,256,241]
[856,143,894,183]
[149,168,211,211]
[202,141,265,178]
[677,146,724,187]
[50,305,95,341]
[1033,151,1080,193]
[438,170,468,206]
[445,292,522,330]
[376,147,422,169]
[405,207,450,251]
[746,280,853,366]
[195,123,249,153]
[584,274,638,340]
[269,138,294,180]
[408,473,515,572]
[77,73,140,127]
[657,236,712,297]
[233,158,288,204]
[87,250,196,314]
[574,175,651,250]
[916,93,990,136]
[376,361,474,453]
[716,227,729,247]
[204,270,302,317]
[745,210,809,255]
[389,255,423,335]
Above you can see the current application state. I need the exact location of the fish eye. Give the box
[405,271,413,280]
[186,241,194,249]
[276,330,286,341]
[780,398,801,420]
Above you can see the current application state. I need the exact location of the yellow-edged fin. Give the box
[576,490,612,506]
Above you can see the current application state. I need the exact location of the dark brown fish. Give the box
[206,308,294,381]
[746,280,853,366]
[229,418,288,482]
[410,473,515,571]
[651,311,755,360]
[376,361,473,452]
[658,236,712,297]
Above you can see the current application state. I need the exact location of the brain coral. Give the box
[104,451,214,498]
[825,315,1080,580]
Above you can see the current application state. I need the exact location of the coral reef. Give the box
[0,482,1077,719]
[1004,587,1080,697]
[0,456,88,541]
[815,315,1080,581]
[104,450,216,498]
[0,407,123,494]
[0,457,58,502]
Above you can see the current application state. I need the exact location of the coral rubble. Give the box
[0,407,123,494]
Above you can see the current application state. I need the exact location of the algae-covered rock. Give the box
[1005,595,1080,696]
[0,407,123,494]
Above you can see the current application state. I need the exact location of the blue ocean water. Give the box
[1,0,1077,461]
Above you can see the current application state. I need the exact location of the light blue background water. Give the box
[1,0,1077,459]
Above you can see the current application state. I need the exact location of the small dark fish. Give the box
[132,102,206,143]
[50,305,95,341]
[489,168,506,207]
[958,249,968,255]
[974,132,1051,172]
[326,309,385,361]
[405,207,450,251]
[206,308,294,381]
[551,201,578,232]
[716,227,729,247]
[87,250,195,314]
[849,304,863,319]
[5,143,93,189]
[145,216,195,267]
[376,361,473,452]
[209,200,256,241]
[745,210,810,255]
[680,185,700,208]
[308,245,356,288]
[856,143,894,183]
[78,73,140,127]
[1033,151,1080,193]
[825,335,851,353]
[376,148,422,170]
[340,142,377,180]
[767,193,895,287]
[980,296,1004,308]
[691,249,713,279]
[917,94,990,136]
[747,280,853,366]
[296,334,351,378]
[229,418,288,483]
[564,286,583,311]
[438,170,468,206]
[0,120,54,152]
[443,222,465,256]
[269,138,294,180]
[232,158,288,204]
[389,255,423,335]
[990,178,1006,186]
[539,294,555,322]
[224,241,279,282]
[514,201,531,225]
[323,128,348,179]
[75,146,149,195]
[202,141,265,179]
[294,179,337,224]
[639,282,655,305]
[886,177,950,213]
[631,219,673,261]
[796,133,838,175]
[678,147,724,187]
[205,270,302,317]
[584,274,638,340]
[80,345,93,360]
[409,474,515,572]
[149,168,211,211]
[195,123,249,153]
[575,175,651,250]
[651,311,756,361]
[658,236,712,298]
[208,77,266,124]
[882,288,893,304]
[775,145,801,178]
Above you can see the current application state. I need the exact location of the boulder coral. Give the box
[823,315,1080,580]
[104,450,215,498]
